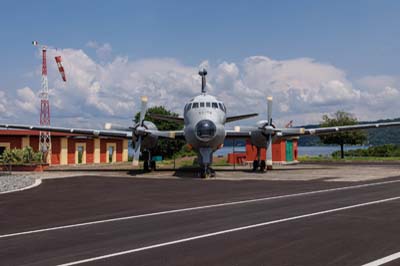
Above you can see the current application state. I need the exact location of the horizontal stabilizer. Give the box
[226,113,258,123]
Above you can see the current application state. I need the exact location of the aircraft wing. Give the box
[226,113,258,123]
[225,126,255,139]
[225,121,400,139]
[0,123,132,138]
[144,129,185,139]
[299,121,400,137]
[0,123,186,140]
[149,113,258,124]
[147,114,184,124]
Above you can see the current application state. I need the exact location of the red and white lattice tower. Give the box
[37,44,52,161]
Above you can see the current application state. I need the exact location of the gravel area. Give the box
[0,174,37,193]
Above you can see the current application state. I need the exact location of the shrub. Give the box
[331,144,400,158]
[1,146,43,165]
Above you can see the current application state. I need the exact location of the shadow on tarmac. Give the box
[47,165,334,178]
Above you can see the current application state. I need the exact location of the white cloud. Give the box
[86,41,113,61]
[351,75,400,121]
[0,90,13,117]
[15,87,38,114]
[356,75,399,92]
[1,46,399,128]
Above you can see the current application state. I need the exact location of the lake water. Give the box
[214,145,369,157]
[130,145,369,157]
[297,146,369,156]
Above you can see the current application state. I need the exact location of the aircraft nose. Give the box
[195,119,216,140]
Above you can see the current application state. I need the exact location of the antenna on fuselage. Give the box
[199,69,207,94]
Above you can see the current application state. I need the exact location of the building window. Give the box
[107,143,117,163]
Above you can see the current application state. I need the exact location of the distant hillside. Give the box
[298,117,400,146]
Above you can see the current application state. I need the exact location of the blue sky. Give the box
[0,0,399,126]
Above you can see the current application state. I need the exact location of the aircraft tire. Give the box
[252,160,259,171]
[150,160,156,171]
[144,161,150,172]
[260,160,266,172]
[200,167,210,179]
[209,167,216,177]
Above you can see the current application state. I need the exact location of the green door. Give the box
[286,140,293,161]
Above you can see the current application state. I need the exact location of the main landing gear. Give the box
[143,150,156,172]
[143,160,156,172]
[253,160,266,172]
[252,147,267,172]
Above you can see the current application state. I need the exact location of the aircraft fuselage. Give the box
[183,94,226,168]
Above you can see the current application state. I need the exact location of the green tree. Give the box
[135,106,185,159]
[320,111,367,159]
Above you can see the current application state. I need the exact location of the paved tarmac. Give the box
[1,165,400,266]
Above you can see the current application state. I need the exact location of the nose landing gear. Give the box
[200,166,216,179]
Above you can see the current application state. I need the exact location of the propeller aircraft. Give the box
[1,69,400,178]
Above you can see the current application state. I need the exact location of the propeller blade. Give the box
[139,96,148,126]
[267,96,273,125]
[266,133,273,169]
[266,96,273,170]
[132,96,148,167]
[132,136,142,166]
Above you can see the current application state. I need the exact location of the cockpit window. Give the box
[212,102,218,108]
[200,102,205,108]
[187,103,192,111]
[192,102,199,108]
[218,103,225,112]
[223,104,227,112]
[206,102,211,108]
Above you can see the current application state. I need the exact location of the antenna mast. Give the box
[199,69,207,94]
[33,41,51,162]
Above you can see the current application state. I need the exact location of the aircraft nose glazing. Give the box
[195,120,217,141]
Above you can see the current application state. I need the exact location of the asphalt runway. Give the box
[1,171,400,266]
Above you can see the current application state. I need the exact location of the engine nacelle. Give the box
[250,121,276,148]
[132,121,159,150]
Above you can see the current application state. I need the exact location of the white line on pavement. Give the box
[57,195,400,266]
[361,251,400,266]
[1,179,400,239]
